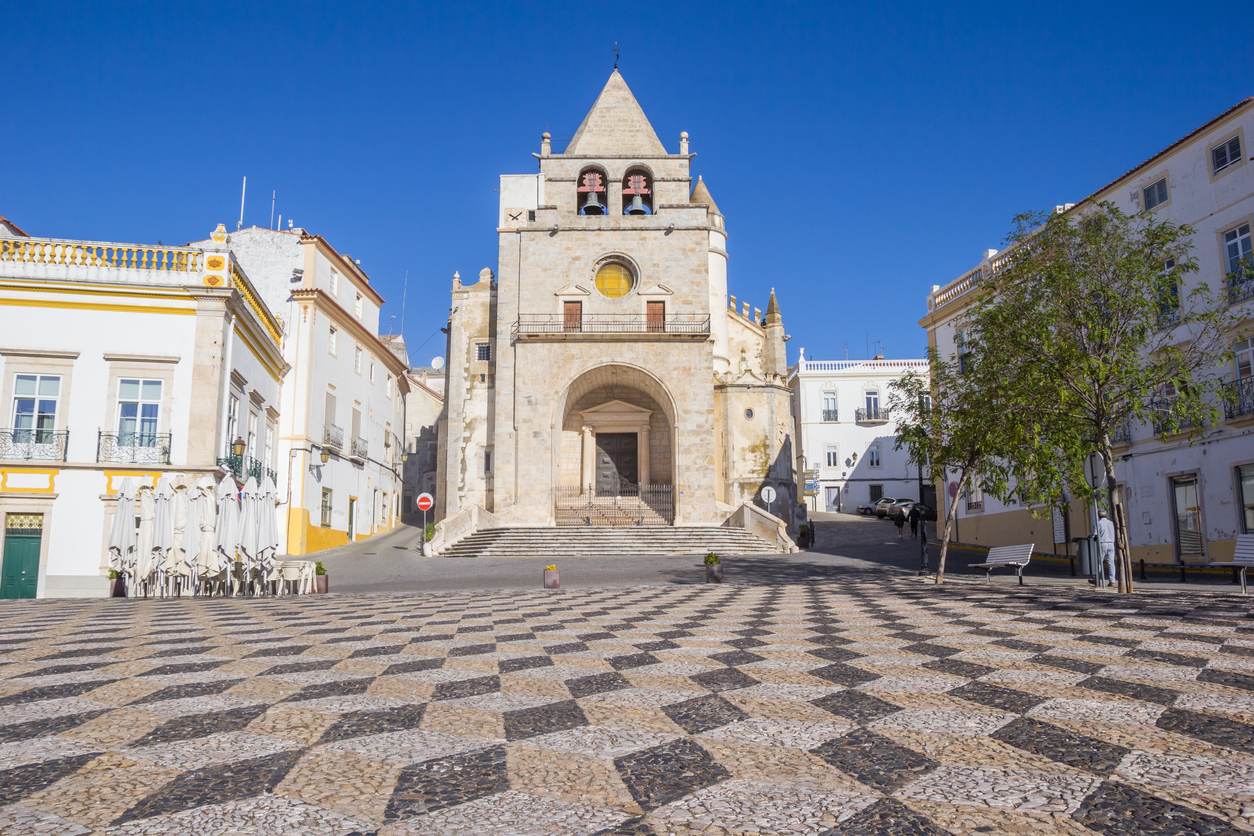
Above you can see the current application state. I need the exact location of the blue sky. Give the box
[7,2,1253,363]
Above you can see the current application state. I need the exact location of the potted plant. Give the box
[108,569,126,598]
[314,561,328,594]
[704,552,723,583]
[543,563,560,589]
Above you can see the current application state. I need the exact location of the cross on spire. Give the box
[612,42,620,69]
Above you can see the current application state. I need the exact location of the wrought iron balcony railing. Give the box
[1229,262,1254,305]
[0,429,68,462]
[512,313,711,338]
[97,431,171,464]
[1110,420,1133,446]
[821,409,839,422]
[1224,377,1254,421]
[855,407,890,424]
[217,453,278,485]
[351,436,368,459]
[323,423,344,449]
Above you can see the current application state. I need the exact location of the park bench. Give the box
[1207,534,1254,595]
[970,543,1034,585]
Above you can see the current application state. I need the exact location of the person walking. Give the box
[894,509,906,540]
[908,504,921,539]
[1097,509,1117,588]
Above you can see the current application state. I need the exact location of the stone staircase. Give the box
[438,526,782,559]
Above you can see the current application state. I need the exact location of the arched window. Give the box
[622,168,653,215]
[577,167,608,216]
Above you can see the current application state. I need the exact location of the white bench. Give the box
[1208,534,1254,595]
[970,543,1034,585]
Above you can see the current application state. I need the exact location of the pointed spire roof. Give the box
[690,175,722,217]
[765,288,782,325]
[565,70,667,157]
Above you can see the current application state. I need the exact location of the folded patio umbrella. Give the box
[191,476,218,581]
[134,484,156,593]
[215,477,240,577]
[257,475,280,575]
[237,476,261,575]
[168,481,192,577]
[107,477,137,574]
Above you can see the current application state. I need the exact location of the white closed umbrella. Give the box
[237,477,261,590]
[257,475,280,575]
[191,477,218,584]
[215,477,240,589]
[151,476,175,595]
[168,483,191,575]
[107,477,137,575]
[134,485,156,596]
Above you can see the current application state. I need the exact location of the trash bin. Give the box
[1072,536,1096,577]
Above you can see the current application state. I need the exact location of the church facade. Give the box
[437,71,797,531]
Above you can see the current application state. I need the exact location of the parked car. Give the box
[873,498,898,517]
[887,499,915,521]
[856,502,877,516]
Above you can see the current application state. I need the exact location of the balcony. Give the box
[217,453,277,485]
[324,423,344,449]
[97,431,171,464]
[512,313,711,342]
[351,436,368,460]
[1155,306,1180,330]
[821,409,839,422]
[1151,403,1195,436]
[0,429,68,462]
[1229,259,1254,305]
[855,407,890,424]
[1224,377,1254,421]
[1110,420,1133,447]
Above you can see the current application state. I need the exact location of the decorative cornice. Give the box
[291,289,408,376]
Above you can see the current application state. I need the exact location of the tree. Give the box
[890,349,1019,584]
[969,202,1232,593]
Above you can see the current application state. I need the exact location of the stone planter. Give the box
[705,563,723,583]
[543,568,560,589]
[421,541,434,557]
[315,575,328,594]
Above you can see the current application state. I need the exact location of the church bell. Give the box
[579,191,605,215]
[625,194,649,215]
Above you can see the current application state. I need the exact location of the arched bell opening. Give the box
[577,166,608,216]
[622,167,653,215]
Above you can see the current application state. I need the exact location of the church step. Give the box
[438,526,780,558]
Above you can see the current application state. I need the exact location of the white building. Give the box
[922,97,1254,564]
[213,227,409,555]
[789,351,930,513]
[401,365,443,524]
[0,223,286,598]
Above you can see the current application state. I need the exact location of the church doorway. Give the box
[595,433,638,495]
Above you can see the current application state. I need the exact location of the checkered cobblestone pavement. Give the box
[1,579,1253,833]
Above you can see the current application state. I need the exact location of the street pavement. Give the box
[1,578,1252,832]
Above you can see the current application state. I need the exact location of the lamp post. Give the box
[231,437,246,458]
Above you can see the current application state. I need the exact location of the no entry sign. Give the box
[416,492,434,512]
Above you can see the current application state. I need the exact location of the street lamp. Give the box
[319,447,331,466]
[230,437,246,458]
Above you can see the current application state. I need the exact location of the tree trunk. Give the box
[936,470,968,585]
[1099,446,1134,594]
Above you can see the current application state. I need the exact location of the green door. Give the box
[1,514,43,599]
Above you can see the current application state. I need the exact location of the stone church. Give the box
[436,70,796,535]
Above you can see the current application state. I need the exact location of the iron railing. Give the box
[821,409,839,422]
[324,423,344,449]
[1156,306,1181,329]
[217,453,278,484]
[1151,401,1196,435]
[351,436,368,459]
[97,431,171,464]
[1224,377,1254,420]
[1110,421,1132,446]
[0,429,68,462]
[513,313,710,337]
[855,407,889,424]
[1229,261,1254,305]
[555,484,674,527]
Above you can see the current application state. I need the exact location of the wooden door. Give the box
[563,301,582,332]
[595,433,638,495]
[646,301,665,332]
[1171,476,1204,562]
[1,515,42,599]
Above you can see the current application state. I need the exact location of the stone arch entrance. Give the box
[554,364,676,525]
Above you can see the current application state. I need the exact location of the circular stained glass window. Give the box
[594,261,635,299]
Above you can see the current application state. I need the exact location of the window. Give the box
[246,411,259,458]
[265,421,275,467]
[622,168,653,215]
[1212,135,1243,175]
[594,260,635,299]
[825,446,839,468]
[1239,464,1254,534]
[867,443,881,468]
[965,478,984,511]
[321,488,333,527]
[864,390,880,419]
[117,378,162,446]
[1236,336,1254,379]
[576,167,608,216]
[1143,177,1168,211]
[821,392,838,422]
[1226,223,1252,275]
[869,484,883,503]
[354,293,363,319]
[370,362,376,383]
[956,330,973,373]
[12,374,59,443]
[226,395,240,448]
[354,345,363,374]
[329,269,339,296]
[476,342,492,362]
[386,374,393,399]
[484,450,493,474]
[328,325,338,356]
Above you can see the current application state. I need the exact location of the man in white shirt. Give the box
[1097,509,1117,588]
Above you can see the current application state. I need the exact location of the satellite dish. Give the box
[430,356,445,370]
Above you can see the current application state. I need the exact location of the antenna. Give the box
[237,176,247,230]
[400,270,409,332]
[269,190,276,230]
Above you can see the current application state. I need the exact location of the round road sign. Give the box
[760,485,777,504]
[416,492,434,512]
